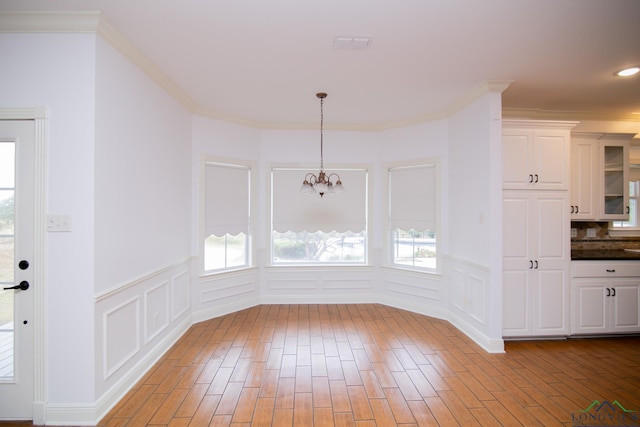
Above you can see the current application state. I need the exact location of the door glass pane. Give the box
[0,142,15,188]
[0,142,15,380]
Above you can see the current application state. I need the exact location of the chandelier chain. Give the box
[320,95,324,170]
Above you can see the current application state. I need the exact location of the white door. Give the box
[0,120,35,420]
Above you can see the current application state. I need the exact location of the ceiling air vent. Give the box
[332,36,373,49]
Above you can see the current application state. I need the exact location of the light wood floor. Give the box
[4,304,640,426]
[93,304,640,426]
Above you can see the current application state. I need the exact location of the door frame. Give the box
[0,107,47,424]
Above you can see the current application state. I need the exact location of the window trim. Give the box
[384,158,441,274]
[200,156,256,276]
[268,163,372,266]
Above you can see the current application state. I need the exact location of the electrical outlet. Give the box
[587,228,597,238]
[47,214,72,232]
[571,228,577,238]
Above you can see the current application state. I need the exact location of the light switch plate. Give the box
[47,214,72,232]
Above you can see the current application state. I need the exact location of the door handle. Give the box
[606,288,610,297]
[612,288,616,297]
[529,174,534,183]
[3,281,29,291]
[534,260,538,269]
[571,206,575,213]
[529,260,533,269]
[534,174,539,183]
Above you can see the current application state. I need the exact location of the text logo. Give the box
[572,400,639,426]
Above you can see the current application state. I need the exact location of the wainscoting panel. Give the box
[445,256,503,353]
[144,281,170,344]
[192,268,260,324]
[467,273,487,324]
[172,270,190,321]
[93,259,192,423]
[381,268,441,301]
[103,297,140,379]
[261,267,376,303]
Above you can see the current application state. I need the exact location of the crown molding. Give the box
[0,11,200,114]
[503,107,640,123]
[0,11,101,32]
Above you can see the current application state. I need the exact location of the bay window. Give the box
[271,167,368,264]
[203,160,252,273]
[387,160,440,272]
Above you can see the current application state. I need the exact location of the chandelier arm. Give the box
[326,172,341,183]
[304,172,318,184]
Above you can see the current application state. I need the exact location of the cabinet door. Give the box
[532,130,569,190]
[533,192,570,335]
[573,280,608,334]
[503,191,569,337]
[599,140,629,221]
[503,128,569,190]
[503,131,532,189]
[570,138,597,220]
[502,270,531,336]
[502,193,532,336]
[610,282,640,333]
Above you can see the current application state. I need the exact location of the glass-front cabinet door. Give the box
[600,139,629,220]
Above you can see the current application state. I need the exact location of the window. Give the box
[271,167,368,264]
[387,161,439,272]
[203,161,251,273]
[612,165,640,229]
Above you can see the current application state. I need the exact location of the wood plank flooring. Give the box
[3,304,640,426]
[96,304,640,426]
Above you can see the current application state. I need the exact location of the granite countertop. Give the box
[571,249,640,260]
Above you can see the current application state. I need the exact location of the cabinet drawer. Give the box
[572,261,640,278]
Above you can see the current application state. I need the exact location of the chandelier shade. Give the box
[300,92,344,197]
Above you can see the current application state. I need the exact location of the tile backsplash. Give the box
[571,221,640,250]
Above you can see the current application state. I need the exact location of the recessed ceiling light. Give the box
[615,66,640,77]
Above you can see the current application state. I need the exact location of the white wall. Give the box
[446,91,504,348]
[0,32,98,404]
[93,35,193,404]
[94,37,192,294]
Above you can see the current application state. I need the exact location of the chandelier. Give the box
[300,92,344,197]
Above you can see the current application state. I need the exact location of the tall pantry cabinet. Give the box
[502,120,577,337]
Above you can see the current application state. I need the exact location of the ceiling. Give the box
[2,0,640,131]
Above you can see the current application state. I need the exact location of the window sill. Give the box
[608,229,640,238]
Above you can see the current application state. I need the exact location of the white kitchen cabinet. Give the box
[570,136,597,220]
[502,121,576,191]
[572,262,640,334]
[503,190,570,337]
[570,133,632,221]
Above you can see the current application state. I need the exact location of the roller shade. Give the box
[272,168,367,233]
[204,163,250,236]
[389,164,436,231]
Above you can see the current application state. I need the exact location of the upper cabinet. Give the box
[503,120,576,190]
[570,133,632,221]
